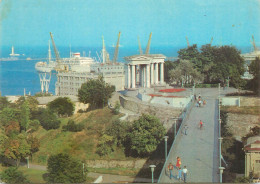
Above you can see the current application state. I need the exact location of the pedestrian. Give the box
[199,120,203,130]
[203,100,206,106]
[167,163,174,179]
[182,166,188,183]
[194,94,197,100]
[178,167,182,181]
[176,157,181,169]
[184,125,188,135]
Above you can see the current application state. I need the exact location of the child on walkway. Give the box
[183,166,188,183]
[176,157,181,169]
[184,125,188,135]
[167,163,174,179]
[178,167,182,181]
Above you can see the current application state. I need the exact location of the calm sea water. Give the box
[0,45,252,96]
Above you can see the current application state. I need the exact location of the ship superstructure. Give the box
[9,46,20,57]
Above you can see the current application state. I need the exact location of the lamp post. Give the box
[219,167,225,183]
[164,136,169,160]
[149,165,156,183]
[26,156,29,169]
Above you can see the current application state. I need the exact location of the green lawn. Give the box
[221,106,260,115]
[87,167,140,177]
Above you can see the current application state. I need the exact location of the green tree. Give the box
[105,120,130,146]
[47,153,86,183]
[0,107,21,127]
[33,108,61,130]
[47,97,75,117]
[78,76,115,109]
[0,96,11,110]
[62,120,84,132]
[96,134,114,156]
[126,114,166,157]
[248,57,260,95]
[164,60,178,83]
[20,100,30,131]
[0,167,30,184]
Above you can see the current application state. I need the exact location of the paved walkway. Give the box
[159,88,237,183]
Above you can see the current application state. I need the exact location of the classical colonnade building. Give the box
[124,54,166,89]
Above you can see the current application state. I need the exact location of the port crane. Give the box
[112,32,121,63]
[145,32,152,54]
[138,36,143,54]
[209,37,213,45]
[251,35,258,52]
[186,36,190,47]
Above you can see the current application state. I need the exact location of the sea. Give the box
[0,45,252,96]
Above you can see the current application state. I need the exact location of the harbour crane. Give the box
[186,36,190,47]
[145,32,152,54]
[138,36,143,54]
[112,32,121,63]
[50,32,68,71]
[251,35,258,52]
[210,37,213,45]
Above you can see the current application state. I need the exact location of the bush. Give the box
[105,120,130,146]
[62,120,84,132]
[0,167,30,184]
[33,108,61,130]
[47,153,86,183]
[28,119,40,132]
[96,134,114,156]
[112,101,120,115]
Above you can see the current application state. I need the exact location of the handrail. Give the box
[157,98,195,182]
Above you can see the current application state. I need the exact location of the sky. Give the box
[0,0,259,49]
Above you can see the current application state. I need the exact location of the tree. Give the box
[33,108,61,130]
[62,120,84,132]
[0,133,31,166]
[105,120,130,146]
[96,134,114,156]
[27,135,40,154]
[0,107,21,127]
[0,96,11,110]
[78,76,115,109]
[20,100,30,131]
[126,114,166,157]
[0,167,30,184]
[47,97,75,117]
[4,121,20,137]
[248,57,260,95]
[164,60,178,83]
[47,153,86,183]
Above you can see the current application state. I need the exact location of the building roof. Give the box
[244,136,260,152]
[124,54,166,61]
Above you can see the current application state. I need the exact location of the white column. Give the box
[131,65,135,88]
[160,62,164,84]
[146,64,150,88]
[155,63,158,84]
[139,65,142,87]
[143,65,146,87]
[150,63,154,85]
[127,65,131,88]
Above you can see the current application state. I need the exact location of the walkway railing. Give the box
[218,84,224,182]
[157,97,195,182]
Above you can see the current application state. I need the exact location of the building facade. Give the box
[244,136,260,180]
[124,54,166,89]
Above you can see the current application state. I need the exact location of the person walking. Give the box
[184,125,188,135]
[176,157,181,169]
[167,163,174,179]
[199,120,203,130]
[182,166,188,183]
[178,167,183,181]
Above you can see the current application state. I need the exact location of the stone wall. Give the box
[86,159,164,169]
[119,95,182,131]
[226,113,259,140]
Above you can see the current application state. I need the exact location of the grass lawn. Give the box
[221,106,260,115]
[18,167,46,183]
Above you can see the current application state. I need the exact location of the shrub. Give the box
[47,97,75,117]
[112,101,120,115]
[0,167,30,184]
[47,153,86,183]
[28,119,40,132]
[62,120,84,132]
[96,134,115,156]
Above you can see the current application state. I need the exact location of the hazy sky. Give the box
[0,0,259,48]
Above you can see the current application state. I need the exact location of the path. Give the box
[159,87,237,183]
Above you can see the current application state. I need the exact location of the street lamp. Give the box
[149,165,156,183]
[219,167,225,183]
[164,136,169,160]
[26,156,29,169]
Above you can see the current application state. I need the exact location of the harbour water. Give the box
[0,45,252,96]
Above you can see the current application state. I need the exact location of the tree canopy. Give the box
[0,167,30,184]
[126,114,166,157]
[47,153,86,183]
[47,97,74,117]
[167,44,246,88]
[248,57,260,95]
[78,76,115,109]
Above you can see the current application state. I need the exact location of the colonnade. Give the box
[127,62,164,88]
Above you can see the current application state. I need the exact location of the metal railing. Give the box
[157,98,195,182]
